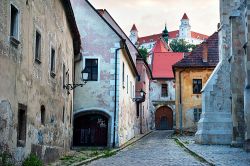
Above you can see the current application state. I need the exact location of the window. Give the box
[62,64,66,88]
[136,104,140,118]
[50,48,56,77]
[41,105,45,125]
[194,108,202,122]
[193,79,202,94]
[85,59,98,81]
[17,104,27,147]
[62,106,65,123]
[35,31,41,63]
[10,4,19,39]
[161,84,168,97]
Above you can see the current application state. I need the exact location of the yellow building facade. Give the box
[173,32,219,132]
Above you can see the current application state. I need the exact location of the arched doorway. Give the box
[155,106,173,130]
[73,112,109,146]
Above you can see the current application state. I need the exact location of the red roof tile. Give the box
[152,52,184,78]
[173,32,219,68]
[131,24,138,32]
[152,38,171,53]
[191,31,209,40]
[138,30,179,44]
[182,13,189,20]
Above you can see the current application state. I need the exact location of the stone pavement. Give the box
[86,131,207,166]
[179,136,250,166]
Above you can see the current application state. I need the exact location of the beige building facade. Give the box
[0,0,80,164]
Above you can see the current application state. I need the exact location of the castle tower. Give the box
[179,13,191,39]
[129,24,138,45]
[162,24,169,44]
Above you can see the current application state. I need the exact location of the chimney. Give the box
[202,42,208,62]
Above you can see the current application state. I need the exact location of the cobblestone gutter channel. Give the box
[173,137,215,166]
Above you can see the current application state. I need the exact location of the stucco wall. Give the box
[0,0,75,163]
[72,0,138,147]
[118,50,137,146]
[175,68,214,132]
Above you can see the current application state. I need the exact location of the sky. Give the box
[89,0,219,37]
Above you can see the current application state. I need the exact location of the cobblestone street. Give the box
[86,131,207,166]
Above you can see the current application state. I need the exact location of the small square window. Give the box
[194,108,202,122]
[85,59,98,81]
[161,84,168,97]
[193,79,202,94]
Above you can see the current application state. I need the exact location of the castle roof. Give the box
[182,13,189,20]
[131,24,138,32]
[173,32,219,68]
[138,31,208,45]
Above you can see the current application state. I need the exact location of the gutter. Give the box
[179,69,185,134]
[113,39,125,148]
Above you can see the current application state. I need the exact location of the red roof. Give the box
[138,30,208,45]
[152,52,184,78]
[191,31,209,40]
[131,24,138,32]
[152,38,171,53]
[182,13,189,20]
[173,32,219,68]
[138,30,179,44]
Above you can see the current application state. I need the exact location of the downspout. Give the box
[179,69,184,134]
[113,40,125,148]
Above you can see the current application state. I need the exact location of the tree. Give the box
[170,39,197,52]
[138,47,148,60]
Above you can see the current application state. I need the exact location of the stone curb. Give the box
[174,137,216,166]
[72,130,153,166]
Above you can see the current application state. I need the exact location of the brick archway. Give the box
[155,106,173,130]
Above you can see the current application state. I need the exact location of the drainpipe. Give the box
[179,70,184,134]
[113,40,125,148]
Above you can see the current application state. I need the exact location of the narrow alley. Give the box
[87,131,207,166]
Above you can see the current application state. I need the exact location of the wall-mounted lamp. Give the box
[64,67,88,92]
[133,89,146,103]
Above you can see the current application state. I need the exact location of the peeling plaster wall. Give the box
[118,50,137,146]
[72,0,138,147]
[0,0,75,164]
[149,79,176,129]
[175,68,214,132]
[71,0,120,147]
[135,60,151,134]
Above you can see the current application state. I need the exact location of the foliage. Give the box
[22,154,43,166]
[170,39,197,52]
[138,47,148,61]
[103,150,116,158]
[0,152,13,166]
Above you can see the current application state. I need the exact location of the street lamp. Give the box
[64,67,88,92]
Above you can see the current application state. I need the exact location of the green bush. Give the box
[22,154,43,166]
[0,152,13,166]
